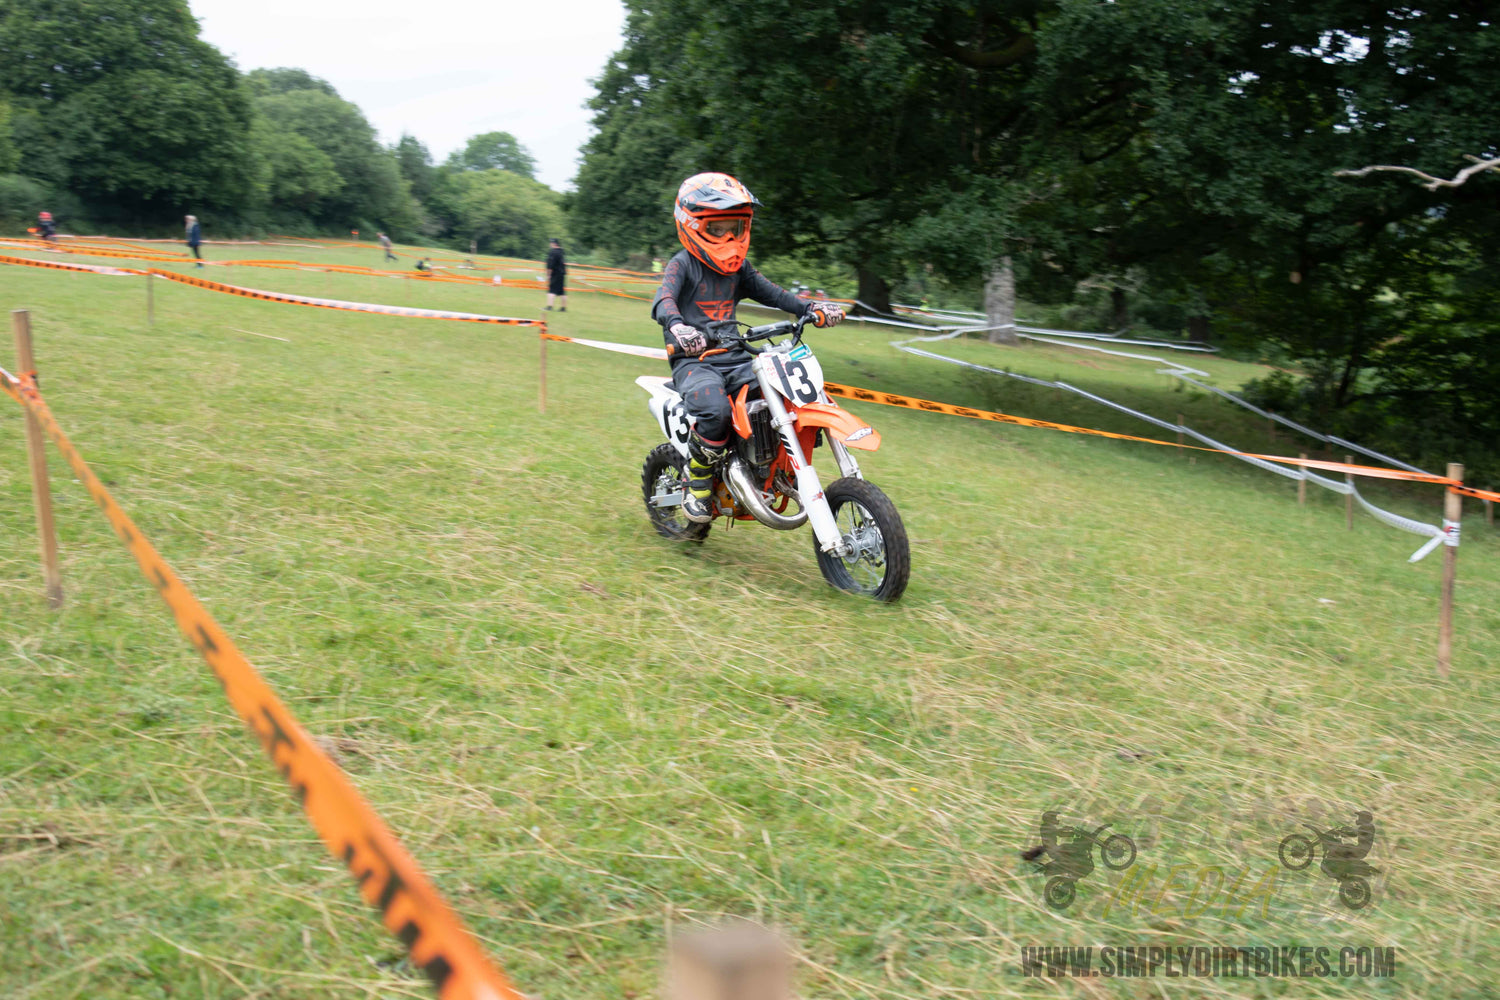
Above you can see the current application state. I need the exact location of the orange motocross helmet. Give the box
[674,172,762,275]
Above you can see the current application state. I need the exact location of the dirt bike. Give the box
[636,313,910,602]
[1278,823,1377,909]
[1037,823,1137,910]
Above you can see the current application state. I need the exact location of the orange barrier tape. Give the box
[0,252,146,276]
[145,269,545,327]
[1451,485,1500,504]
[822,382,1461,484]
[0,369,521,1000]
[3,244,655,299]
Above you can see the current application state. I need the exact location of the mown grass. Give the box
[1,239,1497,998]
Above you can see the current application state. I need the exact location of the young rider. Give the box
[652,172,845,523]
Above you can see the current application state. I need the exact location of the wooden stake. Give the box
[1177,413,1184,459]
[667,920,789,1000]
[1297,452,1307,506]
[146,272,154,326]
[12,310,63,608]
[1345,455,1354,529]
[538,331,548,414]
[1436,463,1462,680]
[1487,492,1494,529]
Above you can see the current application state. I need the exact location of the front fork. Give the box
[760,385,852,554]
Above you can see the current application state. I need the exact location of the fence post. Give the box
[12,310,63,608]
[667,920,790,1000]
[1177,413,1184,459]
[1297,453,1307,506]
[539,329,548,414]
[1345,455,1354,529]
[1487,492,1494,529]
[146,272,154,326]
[1436,463,1462,679]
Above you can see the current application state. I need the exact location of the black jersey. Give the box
[651,250,810,361]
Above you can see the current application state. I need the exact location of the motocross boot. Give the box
[682,434,726,523]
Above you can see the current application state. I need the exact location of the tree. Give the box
[574,0,1052,309]
[245,67,340,98]
[0,0,253,222]
[252,86,418,234]
[446,131,537,178]
[393,133,437,203]
[438,169,564,257]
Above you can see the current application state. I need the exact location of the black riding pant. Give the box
[672,356,757,446]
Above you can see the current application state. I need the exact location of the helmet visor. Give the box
[703,217,748,239]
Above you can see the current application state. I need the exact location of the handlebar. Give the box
[712,312,814,355]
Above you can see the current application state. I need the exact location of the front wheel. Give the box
[1278,833,1316,871]
[813,478,910,602]
[641,443,711,542]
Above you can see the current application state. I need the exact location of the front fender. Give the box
[793,401,881,451]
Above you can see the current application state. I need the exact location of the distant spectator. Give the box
[378,231,397,262]
[185,214,204,267]
[544,238,567,312]
[37,211,56,243]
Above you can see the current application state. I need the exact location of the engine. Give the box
[736,399,779,479]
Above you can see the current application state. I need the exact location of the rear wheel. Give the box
[641,443,711,542]
[813,478,909,602]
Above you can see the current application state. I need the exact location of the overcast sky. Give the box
[189,0,628,191]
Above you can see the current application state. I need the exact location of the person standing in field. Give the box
[544,238,567,312]
[37,211,56,243]
[185,214,204,267]
[378,231,397,262]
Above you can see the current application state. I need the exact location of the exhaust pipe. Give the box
[724,457,807,530]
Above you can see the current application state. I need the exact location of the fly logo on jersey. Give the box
[700,299,734,321]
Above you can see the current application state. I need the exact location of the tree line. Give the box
[0,0,562,256]
[571,0,1499,480]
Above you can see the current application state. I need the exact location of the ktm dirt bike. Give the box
[637,313,910,602]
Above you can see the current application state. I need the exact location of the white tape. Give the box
[563,336,667,360]
[1444,518,1461,547]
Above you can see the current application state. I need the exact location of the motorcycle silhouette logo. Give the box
[1025,811,1138,910]
[1277,811,1378,910]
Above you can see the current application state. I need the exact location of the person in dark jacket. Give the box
[544,238,567,311]
[652,172,844,522]
[185,215,204,267]
[37,211,57,243]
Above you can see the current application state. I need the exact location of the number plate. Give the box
[761,351,824,405]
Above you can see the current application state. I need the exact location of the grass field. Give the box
[1,238,1497,998]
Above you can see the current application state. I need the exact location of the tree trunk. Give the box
[1187,314,1211,344]
[1111,286,1128,331]
[985,257,1017,344]
[855,267,891,316]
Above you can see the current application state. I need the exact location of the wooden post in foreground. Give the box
[12,310,63,608]
[538,331,548,414]
[1345,455,1354,529]
[1436,462,1462,680]
[145,272,154,326]
[667,920,790,1000]
[1298,452,1307,506]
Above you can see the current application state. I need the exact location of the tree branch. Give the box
[928,32,1037,70]
[1334,154,1500,191]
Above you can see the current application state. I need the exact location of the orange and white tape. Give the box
[0,366,521,1000]
[145,269,544,327]
[0,252,144,276]
[538,331,1462,487]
